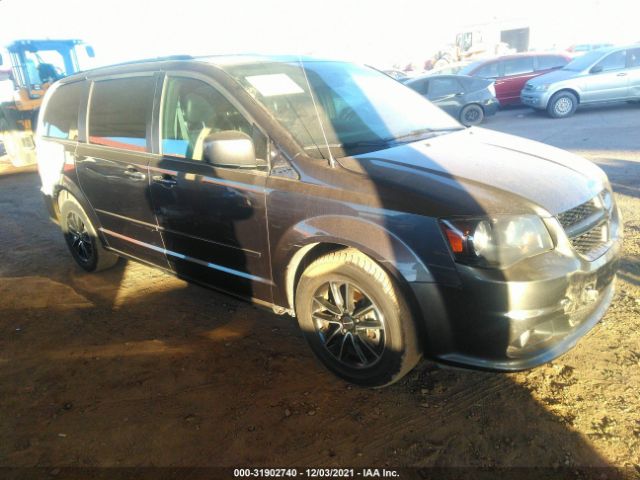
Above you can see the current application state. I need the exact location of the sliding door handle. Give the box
[123,166,146,181]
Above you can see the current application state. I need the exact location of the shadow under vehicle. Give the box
[36,55,621,387]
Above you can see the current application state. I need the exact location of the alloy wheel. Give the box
[554,97,573,116]
[311,281,386,369]
[66,211,93,264]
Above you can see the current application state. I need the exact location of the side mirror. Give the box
[0,54,3,66]
[203,130,257,168]
[85,46,95,58]
[590,65,603,74]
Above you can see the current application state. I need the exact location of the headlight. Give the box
[532,84,550,92]
[440,215,554,268]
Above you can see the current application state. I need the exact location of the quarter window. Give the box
[89,77,155,151]
[161,76,266,163]
[42,82,84,140]
[503,57,534,76]
[410,79,429,95]
[473,62,500,78]
[595,50,627,72]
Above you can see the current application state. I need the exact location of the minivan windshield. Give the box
[224,60,462,159]
[562,50,608,72]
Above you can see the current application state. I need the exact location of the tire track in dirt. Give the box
[294,373,516,465]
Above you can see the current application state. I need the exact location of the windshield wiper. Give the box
[341,127,464,150]
[384,126,465,144]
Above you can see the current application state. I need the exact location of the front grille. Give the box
[571,222,610,260]
[557,193,611,261]
[557,198,600,228]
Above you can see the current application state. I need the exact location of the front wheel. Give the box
[547,91,578,118]
[295,249,421,387]
[459,104,484,126]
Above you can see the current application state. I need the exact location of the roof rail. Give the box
[105,54,193,67]
[81,54,194,74]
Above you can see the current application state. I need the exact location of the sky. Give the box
[0,0,637,69]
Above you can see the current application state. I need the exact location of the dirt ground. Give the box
[1,105,639,477]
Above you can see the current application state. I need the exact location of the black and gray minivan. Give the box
[36,55,621,386]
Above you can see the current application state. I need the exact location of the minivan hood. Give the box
[341,127,607,217]
[527,68,579,86]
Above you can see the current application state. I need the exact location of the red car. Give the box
[459,52,571,106]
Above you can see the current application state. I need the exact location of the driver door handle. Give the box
[616,72,627,76]
[152,174,178,187]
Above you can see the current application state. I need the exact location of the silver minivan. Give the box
[521,44,640,118]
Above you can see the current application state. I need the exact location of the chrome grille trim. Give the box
[557,192,611,261]
[557,198,599,231]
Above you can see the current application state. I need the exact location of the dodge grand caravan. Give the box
[36,55,621,387]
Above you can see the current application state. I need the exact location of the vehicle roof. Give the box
[475,51,571,64]
[58,53,344,83]
[408,73,469,81]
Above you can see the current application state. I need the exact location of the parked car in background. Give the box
[382,69,408,80]
[459,52,571,106]
[425,60,476,76]
[566,43,613,58]
[522,44,640,118]
[405,74,498,126]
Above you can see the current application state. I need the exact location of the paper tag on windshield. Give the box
[246,74,304,97]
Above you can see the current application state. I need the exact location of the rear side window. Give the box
[89,76,155,152]
[537,55,568,71]
[428,77,462,98]
[473,62,500,78]
[503,57,535,76]
[627,48,640,68]
[42,82,84,140]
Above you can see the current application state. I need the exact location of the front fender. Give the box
[271,215,435,309]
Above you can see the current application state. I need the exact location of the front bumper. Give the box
[521,90,552,110]
[412,207,622,371]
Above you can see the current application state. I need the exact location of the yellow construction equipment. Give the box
[0,39,94,168]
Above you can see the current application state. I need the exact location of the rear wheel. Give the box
[59,191,119,272]
[547,91,578,118]
[459,104,484,126]
[295,248,421,387]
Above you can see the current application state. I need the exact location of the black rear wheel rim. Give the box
[311,281,386,369]
[66,211,93,264]
[464,107,481,123]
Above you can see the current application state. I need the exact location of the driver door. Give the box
[582,49,629,103]
[147,74,272,301]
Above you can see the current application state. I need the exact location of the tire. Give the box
[295,248,421,387]
[547,91,578,118]
[459,104,484,126]
[58,191,119,272]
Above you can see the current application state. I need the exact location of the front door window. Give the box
[161,76,266,163]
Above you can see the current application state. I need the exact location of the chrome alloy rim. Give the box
[311,281,386,369]
[66,211,93,263]
[555,97,573,115]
